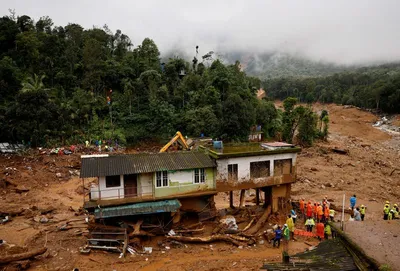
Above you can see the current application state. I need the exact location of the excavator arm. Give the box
[159,131,189,152]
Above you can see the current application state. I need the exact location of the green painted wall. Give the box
[153,167,216,198]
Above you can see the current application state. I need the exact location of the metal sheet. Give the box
[80,151,216,178]
[94,199,181,219]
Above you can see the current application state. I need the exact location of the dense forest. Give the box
[3,12,396,147]
[263,63,400,113]
[1,13,303,147]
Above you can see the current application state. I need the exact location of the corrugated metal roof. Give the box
[94,199,181,218]
[80,151,216,178]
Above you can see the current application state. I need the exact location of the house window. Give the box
[250,161,270,178]
[194,169,205,183]
[156,171,168,187]
[274,159,292,176]
[228,164,238,180]
[105,175,121,188]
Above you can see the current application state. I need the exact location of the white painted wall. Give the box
[139,173,153,196]
[169,170,195,184]
[216,153,297,182]
[91,175,124,200]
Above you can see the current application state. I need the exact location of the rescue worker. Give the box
[299,198,305,217]
[285,215,295,241]
[324,223,332,240]
[306,201,313,218]
[316,222,325,241]
[324,204,330,222]
[317,203,323,222]
[393,204,399,219]
[305,217,315,232]
[290,209,297,224]
[354,207,361,221]
[313,202,318,220]
[360,205,366,221]
[329,208,335,222]
[273,226,282,248]
[282,224,290,251]
[350,194,357,210]
[383,203,390,220]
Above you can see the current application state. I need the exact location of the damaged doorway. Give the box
[124,174,138,197]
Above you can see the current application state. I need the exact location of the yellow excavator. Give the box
[159,131,190,152]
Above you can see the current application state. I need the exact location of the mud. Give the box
[0,103,399,270]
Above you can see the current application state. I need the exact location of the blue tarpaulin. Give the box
[94,200,181,219]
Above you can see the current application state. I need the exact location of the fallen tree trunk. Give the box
[245,205,271,235]
[174,228,204,234]
[167,234,245,247]
[242,218,255,232]
[0,247,47,264]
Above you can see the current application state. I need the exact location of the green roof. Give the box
[200,143,301,159]
[94,199,181,219]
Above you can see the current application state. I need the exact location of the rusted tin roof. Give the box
[80,151,216,178]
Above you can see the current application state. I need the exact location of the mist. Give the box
[2,0,400,65]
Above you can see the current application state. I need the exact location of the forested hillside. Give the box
[263,63,400,113]
[0,13,283,146]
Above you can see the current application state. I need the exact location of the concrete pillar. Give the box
[229,191,234,208]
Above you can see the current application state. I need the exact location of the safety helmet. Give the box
[284,224,288,227]
[394,204,398,207]
[386,201,390,204]
[361,205,365,208]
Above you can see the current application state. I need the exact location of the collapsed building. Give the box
[80,142,300,221]
[201,142,300,212]
[80,152,217,225]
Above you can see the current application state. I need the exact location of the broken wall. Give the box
[216,153,297,191]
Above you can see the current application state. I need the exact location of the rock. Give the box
[310,167,318,172]
[55,173,62,178]
[321,185,326,189]
[304,179,311,184]
[39,216,49,223]
[394,235,398,237]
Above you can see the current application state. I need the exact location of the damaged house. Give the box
[80,152,217,224]
[200,142,301,212]
[80,142,300,226]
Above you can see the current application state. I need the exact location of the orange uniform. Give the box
[317,205,323,220]
[316,222,325,239]
[313,204,318,216]
[306,202,313,217]
[324,206,330,218]
[300,199,305,213]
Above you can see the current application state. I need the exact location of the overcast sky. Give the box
[2,0,400,65]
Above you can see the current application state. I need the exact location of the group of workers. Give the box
[85,139,119,152]
[383,201,399,220]
[271,199,335,248]
[299,196,335,223]
[272,195,400,249]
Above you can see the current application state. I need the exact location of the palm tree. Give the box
[21,74,47,93]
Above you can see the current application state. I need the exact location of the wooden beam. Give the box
[239,189,245,208]
[0,247,47,264]
[256,188,260,205]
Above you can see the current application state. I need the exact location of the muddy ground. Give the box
[0,103,399,270]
